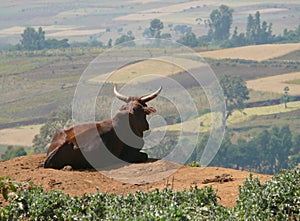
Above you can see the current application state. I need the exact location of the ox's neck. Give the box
[112,111,145,149]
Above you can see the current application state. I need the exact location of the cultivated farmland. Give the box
[247,72,300,95]
[199,43,300,61]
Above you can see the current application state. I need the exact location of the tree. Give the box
[107,38,112,48]
[220,74,249,121]
[277,125,292,170]
[1,146,27,161]
[33,105,72,153]
[246,11,273,44]
[282,86,290,108]
[114,34,135,46]
[208,5,233,41]
[174,25,192,35]
[177,32,199,47]
[20,27,69,50]
[160,33,172,40]
[21,27,44,50]
[150,19,164,38]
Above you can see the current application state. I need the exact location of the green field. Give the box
[286,78,300,85]
[158,101,300,133]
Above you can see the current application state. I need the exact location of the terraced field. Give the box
[158,101,300,133]
[1,43,300,147]
[199,43,300,61]
[247,72,300,95]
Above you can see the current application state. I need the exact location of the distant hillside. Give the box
[1,0,299,44]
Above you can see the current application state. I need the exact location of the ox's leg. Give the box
[120,146,148,163]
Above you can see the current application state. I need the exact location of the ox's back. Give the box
[44,120,125,169]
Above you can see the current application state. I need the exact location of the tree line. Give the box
[177,5,300,48]
[189,125,300,174]
[13,27,70,50]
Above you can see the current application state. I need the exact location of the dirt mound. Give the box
[0,154,272,208]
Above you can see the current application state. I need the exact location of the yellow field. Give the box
[241,8,288,14]
[0,25,75,36]
[114,1,211,21]
[199,43,300,61]
[247,72,300,95]
[157,101,300,132]
[0,124,42,147]
[47,29,106,37]
[89,57,204,84]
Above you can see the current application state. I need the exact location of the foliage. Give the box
[1,168,299,220]
[187,161,200,167]
[219,74,249,120]
[280,25,300,43]
[208,5,234,41]
[0,185,229,220]
[0,176,32,201]
[246,11,274,45]
[222,11,300,48]
[114,34,135,46]
[232,168,300,220]
[17,27,70,50]
[32,105,72,154]
[206,125,300,174]
[282,86,290,108]
[1,146,27,161]
[177,32,200,47]
[149,18,164,38]
[174,25,192,35]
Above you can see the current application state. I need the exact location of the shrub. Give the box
[0,185,228,220]
[1,168,299,220]
[232,168,300,220]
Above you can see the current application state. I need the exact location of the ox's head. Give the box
[114,86,161,138]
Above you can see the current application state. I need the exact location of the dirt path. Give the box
[0,154,272,208]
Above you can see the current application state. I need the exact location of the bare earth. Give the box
[0,154,272,208]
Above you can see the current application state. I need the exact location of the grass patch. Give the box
[89,56,205,84]
[160,101,300,132]
[285,78,300,85]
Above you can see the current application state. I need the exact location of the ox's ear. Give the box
[143,107,156,115]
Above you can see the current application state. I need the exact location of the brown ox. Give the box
[44,86,161,170]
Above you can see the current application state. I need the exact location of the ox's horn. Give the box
[140,86,162,103]
[114,86,129,102]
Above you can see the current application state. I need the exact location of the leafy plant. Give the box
[1,168,299,220]
[232,168,300,220]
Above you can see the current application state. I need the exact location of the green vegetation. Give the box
[208,5,233,41]
[209,125,300,174]
[1,146,27,161]
[149,18,164,38]
[285,78,300,85]
[233,169,300,219]
[32,105,72,154]
[220,74,249,121]
[1,168,299,220]
[14,27,69,50]
[177,5,300,48]
[282,86,290,108]
[115,34,135,46]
